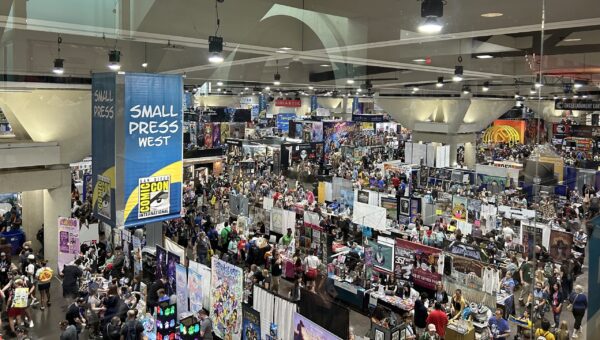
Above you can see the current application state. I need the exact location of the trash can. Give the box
[0,229,25,255]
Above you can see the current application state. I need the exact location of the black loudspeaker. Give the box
[444,255,452,276]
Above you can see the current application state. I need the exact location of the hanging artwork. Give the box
[155,246,167,282]
[242,304,262,340]
[166,252,180,296]
[188,266,205,314]
[452,195,467,222]
[176,263,188,316]
[211,258,243,340]
[57,217,80,271]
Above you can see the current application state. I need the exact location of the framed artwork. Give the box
[374,328,385,340]
[399,198,410,216]
[392,329,400,340]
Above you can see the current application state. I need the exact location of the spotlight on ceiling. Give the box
[418,0,444,34]
[308,86,314,90]
[453,66,463,82]
[482,81,490,92]
[216,81,224,86]
[141,62,148,68]
[347,78,355,84]
[476,55,494,59]
[530,87,536,95]
[208,35,224,64]
[534,74,544,88]
[462,85,471,94]
[52,36,64,75]
[574,80,587,89]
[53,58,64,75]
[273,73,281,86]
[357,88,362,92]
[412,86,420,92]
[108,50,121,71]
[436,76,444,88]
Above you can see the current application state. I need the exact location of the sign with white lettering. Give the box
[555,100,600,111]
[123,74,183,226]
[91,73,116,224]
[91,73,183,227]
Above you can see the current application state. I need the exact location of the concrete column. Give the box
[43,168,71,267]
[21,190,44,251]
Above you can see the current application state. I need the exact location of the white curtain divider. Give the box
[164,238,185,261]
[188,260,212,311]
[274,295,297,340]
[253,286,274,340]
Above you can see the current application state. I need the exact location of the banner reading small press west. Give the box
[122,74,183,226]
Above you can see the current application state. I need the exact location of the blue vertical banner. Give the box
[310,95,318,112]
[258,93,266,113]
[122,74,183,227]
[91,73,116,225]
[352,96,359,114]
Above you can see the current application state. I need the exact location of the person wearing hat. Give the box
[420,324,440,340]
[198,308,213,340]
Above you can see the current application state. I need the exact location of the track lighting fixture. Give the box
[273,60,281,86]
[482,81,490,92]
[462,85,471,94]
[436,77,444,88]
[534,74,543,88]
[530,87,536,95]
[412,86,420,92]
[453,65,463,82]
[52,35,64,75]
[208,0,224,64]
[108,49,121,71]
[418,0,444,34]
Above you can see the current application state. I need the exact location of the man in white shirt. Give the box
[303,249,321,292]
[502,225,516,241]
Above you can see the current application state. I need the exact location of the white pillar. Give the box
[43,168,71,267]
[21,190,44,251]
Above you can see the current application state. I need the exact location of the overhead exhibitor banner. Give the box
[122,74,183,227]
[92,73,183,227]
[91,73,116,225]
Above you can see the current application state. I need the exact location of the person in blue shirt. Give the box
[488,308,510,340]
[500,271,516,294]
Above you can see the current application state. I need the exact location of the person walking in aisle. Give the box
[198,308,213,340]
[568,285,587,338]
[413,296,429,336]
[534,319,556,340]
[550,282,564,328]
[270,248,282,294]
[488,308,510,340]
[35,259,53,310]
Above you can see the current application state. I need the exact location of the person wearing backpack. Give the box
[220,222,232,253]
[35,259,53,310]
[120,310,144,340]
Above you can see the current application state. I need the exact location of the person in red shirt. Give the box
[426,302,448,338]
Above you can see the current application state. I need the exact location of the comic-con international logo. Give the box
[138,176,170,218]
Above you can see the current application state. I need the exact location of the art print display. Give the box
[452,195,467,222]
[380,196,399,221]
[155,245,167,282]
[212,122,221,148]
[293,312,341,340]
[522,224,543,259]
[323,121,358,160]
[372,237,394,273]
[166,251,180,296]
[176,263,188,315]
[449,255,484,290]
[242,304,261,340]
[549,230,573,262]
[204,123,213,149]
[467,199,482,224]
[141,313,157,340]
[211,258,243,340]
[220,123,230,145]
[357,190,369,204]
[311,121,324,142]
[394,239,442,290]
[188,267,205,314]
[399,197,410,216]
[57,217,80,271]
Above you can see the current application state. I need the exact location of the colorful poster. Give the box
[57,217,80,271]
[141,313,157,340]
[311,121,324,142]
[212,122,221,147]
[380,196,398,221]
[394,239,442,290]
[221,123,230,145]
[522,224,543,259]
[452,195,467,222]
[122,74,183,227]
[176,263,188,316]
[242,304,261,340]
[155,246,167,282]
[445,241,489,262]
[211,258,243,340]
[188,267,205,314]
[166,252,180,296]
[132,236,143,275]
[549,230,573,263]
[277,112,297,133]
[205,121,213,148]
[293,312,342,340]
[323,121,358,160]
[91,73,116,225]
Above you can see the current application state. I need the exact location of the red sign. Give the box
[275,99,301,107]
[395,239,442,290]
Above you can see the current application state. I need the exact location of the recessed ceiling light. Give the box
[280,47,292,50]
[481,12,503,18]
[476,55,494,59]
[413,58,427,63]
[217,81,223,86]
[308,86,314,90]
[276,50,288,54]
[563,38,582,42]
[320,64,330,67]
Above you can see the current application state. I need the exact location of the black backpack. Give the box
[122,320,140,340]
